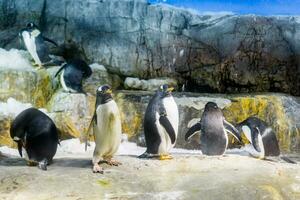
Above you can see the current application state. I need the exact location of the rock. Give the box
[47,92,95,139]
[114,91,300,152]
[124,77,177,91]
[83,63,121,94]
[1,0,300,95]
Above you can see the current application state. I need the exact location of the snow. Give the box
[0,137,253,159]
[0,48,33,71]
[89,63,107,71]
[0,98,32,118]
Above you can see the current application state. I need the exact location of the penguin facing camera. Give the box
[86,85,122,173]
[19,22,61,68]
[139,84,179,160]
[185,102,241,156]
[10,108,59,170]
[54,59,92,94]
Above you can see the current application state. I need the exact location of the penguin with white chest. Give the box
[10,108,59,170]
[19,22,59,68]
[88,85,122,173]
[236,116,280,159]
[185,102,241,155]
[139,84,179,160]
[54,59,92,94]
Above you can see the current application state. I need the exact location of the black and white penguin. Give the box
[19,22,59,68]
[185,102,241,155]
[10,108,59,170]
[139,84,179,160]
[236,116,280,159]
[87,85,122,173]
[54,59,92,94]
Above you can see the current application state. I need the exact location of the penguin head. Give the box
[20,22,40,37]
[159,84,174,97]
[204,102,220,112]
[96,85,113,104]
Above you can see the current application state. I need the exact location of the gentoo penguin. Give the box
[19,22,59,68]
[87,85,122,173]
[185,102,241,155]
[236,116,280,159]
[54,59,92,94]
[139,84,179,160]
[10,108,59,170]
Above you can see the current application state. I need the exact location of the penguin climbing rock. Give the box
[19,22,59,68]
[54,59,92,94]
[87,85,122,173]
[10,108,59,170]
[139,84,179,160]
[185,102,241,155]
[236,116,280,159]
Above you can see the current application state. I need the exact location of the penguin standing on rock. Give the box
[87,85,122,173]
[139,84,179,160]
[19,22,59,68]
[10,108,59,170]
[185,102,241,155]
[236,116,280,159]
[54,59,92,94]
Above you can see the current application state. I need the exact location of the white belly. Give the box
[157,96,179,154]
[93,100,122,159]
[60,70,77,93]
[22,32,41,65]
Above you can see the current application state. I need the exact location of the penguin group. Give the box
[6,22,293,173]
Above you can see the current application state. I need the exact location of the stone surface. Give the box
[1,0,300,95]
[124,77,177,91]
[0,150,299,200]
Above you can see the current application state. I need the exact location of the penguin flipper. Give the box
[159,115,176,144]
[54,64,67,77]
[223,119,242,142]
[17,141,23,157]
[85,115,95,151]
[251,127,262,152]
[185,122,201,141]
[42,36,58,46]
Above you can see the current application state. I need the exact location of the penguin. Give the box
[139,84,179,160]
[236,116,280,159]
[87,85,122,173]
[10,108,59,170]
[185,102,241,155]
[54,59,92,94]
[19,22,59,68]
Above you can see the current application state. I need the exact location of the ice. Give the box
[0,48,33,71]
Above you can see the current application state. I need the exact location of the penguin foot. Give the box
[159,154,173,160]
[138,152,159,159]
[93,164,104,174]
[26,160,37,166]
[38,160,48,171]
[106,159,121,166]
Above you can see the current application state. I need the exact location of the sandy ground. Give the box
[0,140,300,200]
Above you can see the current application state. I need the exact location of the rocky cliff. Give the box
[1,0,300,95]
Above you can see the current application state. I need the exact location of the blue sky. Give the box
[148,0,300,15]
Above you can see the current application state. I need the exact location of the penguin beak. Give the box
[17,141,23,157]
[105,89,112,94]
[167,87,174,92]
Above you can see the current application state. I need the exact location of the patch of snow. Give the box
[0,98,32,118]
[179,49,184,57]
[174,97,231,110]
[0,48,33,71]
[124,77,177,91]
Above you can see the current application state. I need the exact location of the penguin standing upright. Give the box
[19,22,59,68]
[236,116,280,159]
[139,84,179,160]
[10,108,59,170]
[54,59,92,94]
[185,102,241,155]
[88,85,122,173]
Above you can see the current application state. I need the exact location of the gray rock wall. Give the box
[1,0,300,95]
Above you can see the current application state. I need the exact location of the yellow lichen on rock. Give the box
[0,116,15,148]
